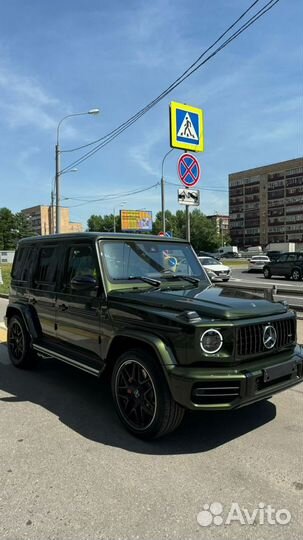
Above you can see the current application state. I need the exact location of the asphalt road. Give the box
[230,268,303,307]
[0,298,303,539]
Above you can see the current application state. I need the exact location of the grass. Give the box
[0,264,12,295]
[221,259,248,268]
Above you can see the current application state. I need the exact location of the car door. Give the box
[285,253,298,276]
[271,253,288,276]
[29,243,60,343]
[55,242,103,373]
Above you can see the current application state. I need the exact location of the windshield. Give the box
[199,257,220,266]
[100,240,208,283]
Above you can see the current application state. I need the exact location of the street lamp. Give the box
[113,202,126,233]
[161,148,174,233]
[55,108,100,233]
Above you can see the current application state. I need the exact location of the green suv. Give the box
[6,233,303,439]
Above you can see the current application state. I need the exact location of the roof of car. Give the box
[17,232,187,244]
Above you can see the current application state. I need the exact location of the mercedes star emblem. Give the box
[263,325,277,349]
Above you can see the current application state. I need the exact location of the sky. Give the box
[0,0,302,228]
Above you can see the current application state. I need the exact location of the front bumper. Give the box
[165,346,303,410]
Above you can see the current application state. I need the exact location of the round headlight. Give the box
[200,329,223,354]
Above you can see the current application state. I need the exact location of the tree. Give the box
[0,208,35,249]
[189,209,221,252]
[87,209,221,253]
[87,213,121,232]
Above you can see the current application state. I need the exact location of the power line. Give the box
[165,180,228,192]
[64,183,160,208]
[62,0,262,155]
[60,0,280,174]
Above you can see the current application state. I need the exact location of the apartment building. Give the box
[207,214,230,237]
[229,157,303,248]
[21,205,83,236]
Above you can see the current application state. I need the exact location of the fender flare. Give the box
[6,303,41,341]
[105,330,177,380]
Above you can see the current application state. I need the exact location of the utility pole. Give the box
[55,144,61,234]
[50,190,55,234]
[55,109,100,234]
[55,143,61,233]
[161,149,174,233]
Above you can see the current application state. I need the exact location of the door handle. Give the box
[58,303,68,312]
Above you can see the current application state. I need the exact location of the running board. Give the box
[33,344,101,377]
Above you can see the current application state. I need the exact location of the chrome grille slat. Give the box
[237,318,295,357]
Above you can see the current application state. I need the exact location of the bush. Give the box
[0,264,12,295]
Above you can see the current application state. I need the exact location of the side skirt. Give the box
[33,344,101,377]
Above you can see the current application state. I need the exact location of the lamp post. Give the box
[55,108,100,233]
[161,148,174,234]
[113,202,126,233]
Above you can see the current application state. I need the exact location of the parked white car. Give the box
[198,256,231,281]
[248,255,270,272]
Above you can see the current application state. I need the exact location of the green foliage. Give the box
[0,263,12,295]
[88,209,221,252]
[0,208,35,250]
[87,213,121,232]
[152,209,221,252]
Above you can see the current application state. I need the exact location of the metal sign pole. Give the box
[186,204,190,242]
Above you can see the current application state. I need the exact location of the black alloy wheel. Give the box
[115,358,157,431]
[8,315,37,369]
[263,267,271,279]
[291,268,301,281]
[112,349,184,439]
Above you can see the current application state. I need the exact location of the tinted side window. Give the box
[287,254,297,262]
[33,246,58,288]
[298,253,303,261]
[63,244,100,294]
[276,254,288,263]
[11,247,26,280]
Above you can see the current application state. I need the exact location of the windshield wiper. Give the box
[162,274,200,284]
[128,276,161,287]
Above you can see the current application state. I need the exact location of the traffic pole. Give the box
[55,143,61,234]
[185,196,190,242]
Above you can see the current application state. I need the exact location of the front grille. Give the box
[237,318,296,357]
[192,380,241,405]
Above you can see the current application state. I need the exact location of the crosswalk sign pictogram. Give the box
[170,101,204,152]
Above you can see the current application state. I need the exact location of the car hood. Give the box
[203,264,230,272]
[108,283,288,320]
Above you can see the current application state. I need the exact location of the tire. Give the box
[291,268,301,281]
[7,315,37,369]
[263,267,271,279]
[111,348,184,439]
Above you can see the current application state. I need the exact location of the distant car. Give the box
[248,255,270,272]
[198,256,231,281]
[220,252,241,259]
[198,251,218,258]
[263,252,303,281]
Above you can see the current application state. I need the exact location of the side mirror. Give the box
[70,274,98,291]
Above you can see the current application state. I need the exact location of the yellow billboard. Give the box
[120,210,153,232]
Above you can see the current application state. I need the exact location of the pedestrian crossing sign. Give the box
[170,101,204,152]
